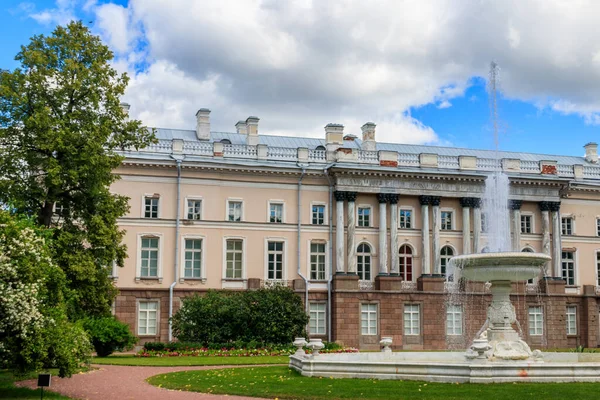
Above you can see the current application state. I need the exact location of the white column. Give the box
[539,202,551,276]
[390,195,399,275]
[420,196,431,275]
[473,199,482,253]
[510,200,522,252]
[346,192,357,274]
[431,197,441,275]
[334,191,345,274]
[550,202,562,278]
[378,194,388,275]
[460,198,471,255]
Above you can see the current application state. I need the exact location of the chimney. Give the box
[584,142,598,164]
[235,120,247,134]
[361,122,376,151]
[246,116,259,146]
[120,103,130,120]
[195,108,211,141]
[325,123,344,151]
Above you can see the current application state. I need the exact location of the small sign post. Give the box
[37,374,51,400]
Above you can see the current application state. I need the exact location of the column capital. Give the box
[472,198,482,209]
[419,195,431,206]
[377,193,392,203]
[387,193,399,204]
[334,191,347,202]
[508,199,522,210]
[430,196,441,207]
[538,201,552,212]
[460,197,478,208]
[346,192,357,202]
[549,201,561,212]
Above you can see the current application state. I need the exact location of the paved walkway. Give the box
[17,364,272,400]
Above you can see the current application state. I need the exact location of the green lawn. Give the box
[0,370,71,399]
[92,354,289,366]
[148,366,600,400]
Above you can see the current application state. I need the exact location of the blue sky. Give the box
[2,0,600,158]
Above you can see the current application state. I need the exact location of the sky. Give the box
[2,0,600,157]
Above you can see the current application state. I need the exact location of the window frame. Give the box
[596,250,600,287]
[267,200,285,223]
[561,215,574,236]
[528,305,544,336]
[142,195,160,219]
[446,304,463,336]
[136,233,163,282]
[137,299,160,337]
[399,207,414,229]
[566,305,577,336]
[596,218,600,237]
[561,250,576,286]
[308,240,328,281]
[520,213,534,234]
[310,202,327,225]
[440,245,455,276]
[398,243,414,282]
[309,302,327,336]
[404,304,421,336]
[357,205,372,228]
[180,235,206,282]
[440,208,454,231]
[185,196,203,220]
[223,237,245,280]
[265,238,287,281]
[357,242,373,281]
[360,303,378,336]
[226,198,244,222]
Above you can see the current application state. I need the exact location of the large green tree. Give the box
[0,21,155,318]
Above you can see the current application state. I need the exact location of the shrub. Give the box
[172,286,309,345]
[82,317,137,357]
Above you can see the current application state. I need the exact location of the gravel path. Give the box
[16,364,273,400]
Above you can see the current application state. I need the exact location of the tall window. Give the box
[399,244,413,281]
[358,207,371,227]
[140,237,159,277]
[399,209,412,229]
[561,250,575,285]
[357,243,372,281]
[440,246,454,276]
[269,203,283,223]
[566,306,577,335]
[310,242,326,280]
[312,205,325,225]
[522,248,535,283]
[446,304,463,336]
[361,304,377,335]
[521,214,532,234]
[561,217,573,235]
[225,239,243,278]
[144,197,159,218]
[404,304,420,335]
[138,301,158,335]
[309,303,326,335]
[441,211,453,230]
[187,199,202,220]
[528,306,543,336]
[597,218,600,236]
[184,239,202,278]
[481,213,488,233]
[597,252,600,286]
[228,201,242,222]
[267,241,284,280]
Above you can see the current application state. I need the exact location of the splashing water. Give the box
[482,172,511,252]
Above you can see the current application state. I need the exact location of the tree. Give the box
[0,211,91,377]
[0,21,155,318]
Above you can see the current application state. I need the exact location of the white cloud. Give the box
[438,101,452,109]
[28,0,76,25]
[94,3,139,54]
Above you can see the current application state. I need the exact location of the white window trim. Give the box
[360,303,378,336]
[398,242,417,282]
[357,240,376,282]
[528,305,544,336]
[184,196,204,220]
[267,200,286,223]
[180,234,207,283]
[404,304,421,336]
[136,232,164,283]
[357,204,373,228]
[440,207,456,231]
[398,206,415,229]
[136,299,160,337]
[307,239,329,281]
[222,236,246,280]
[310,201,328,225]
[560,214,575,236]
[440,243,457,276]
[264,237,288,281]
[566,305,578,336]
[595,249,600,287]
[446,304,463,336]
[561,249,578,287]
[596,217,600,237]
[520,212,535,234]
[309,302,327,336]
[141,194,160,219]
[109,260,118,282]
[226,198,244,222]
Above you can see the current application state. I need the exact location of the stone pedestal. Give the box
[333,274,359,291]
[417,275,445,292]
[541,277,565,294]
[247,278,261,290]
[375,275,403,291]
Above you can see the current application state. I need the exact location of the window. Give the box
[566,306,577,335]
[561,217,573,235]
[528,306,543,336]
[521,214,532,234]
[310,242,326,280]
[53,202,69,217]
[440,246,454,276]
[140,237,159,277]
[138,301,158,335]
[597,252,600,286]
[399,209,412,229]
[315,145,326,151]
[561,251,575,285]
[481,213,488,233]
[267,241,284,280]
[187,199,202,220]
[269,203,283,223]
[358,207,371,227]
[309,303,326,335]
[597,218,600,236]
[522,248,535,283]
[225,239,243,278]
[357,243,372,281]
[311,204,326,225]
[446,304,463,336]
[399,244,413,281]
[361,304,377,335]
[228,201,242,222]
[184,239,202,278]
[144,197,159,218]
[441,211,453,230]
[404,304,420,335]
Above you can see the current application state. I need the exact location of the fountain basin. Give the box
[453,252,551,281]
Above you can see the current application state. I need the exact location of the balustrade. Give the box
[357,150,378,163]
[438,155,460,169]
[520,160,539,173]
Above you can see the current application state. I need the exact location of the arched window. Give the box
[220,139,231,144]
[440,246,454,276]
[399,244,413,282]
[482,247,490,253]
[357,243,372,281]
[522,247,534,253]
[315,145,326,151]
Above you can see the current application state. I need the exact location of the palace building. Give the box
[111,106,600,350]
